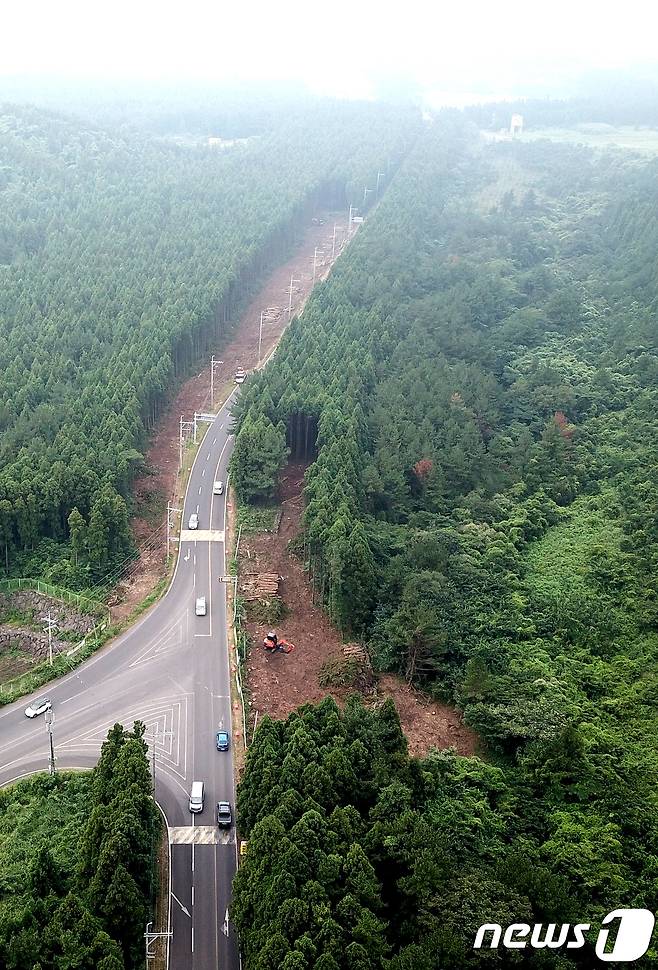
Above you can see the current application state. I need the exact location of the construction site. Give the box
[235,462,478,758]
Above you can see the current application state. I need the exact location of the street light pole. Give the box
[149,725,174,788]
[45,708,56,775]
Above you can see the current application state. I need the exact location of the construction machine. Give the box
[263,630,295,654]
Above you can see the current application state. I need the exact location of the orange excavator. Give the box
[263,630,295,654]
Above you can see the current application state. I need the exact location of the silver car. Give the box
[188,513,199,530]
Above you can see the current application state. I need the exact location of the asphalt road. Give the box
[0,391,240,970]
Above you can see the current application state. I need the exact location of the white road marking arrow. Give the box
[222,908,230,936]
[172,892,191,919]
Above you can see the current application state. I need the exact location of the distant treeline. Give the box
[465,81,658,129]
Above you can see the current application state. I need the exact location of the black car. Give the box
[216,730,230,751]
[216,801,232,828]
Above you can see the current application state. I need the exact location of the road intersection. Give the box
[0,392,240,970]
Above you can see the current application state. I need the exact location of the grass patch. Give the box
[473,153,540,212]
[245,597,289,625]
[522,492,637,647]
[520,125,658,154]
[524,493,622,599]
[237,505,280,534]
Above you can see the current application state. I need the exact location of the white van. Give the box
[213,480,224,496]
[189,781,204,813]
[195,596,207,616]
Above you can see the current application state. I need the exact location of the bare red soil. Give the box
[112,216,348,620]
[240,463,478,759]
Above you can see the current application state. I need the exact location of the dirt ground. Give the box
[240,463,478,759]
[112,215,349,621]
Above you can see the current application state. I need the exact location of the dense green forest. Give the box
[232,114,658,962]
[0,723,157,969]
[0,98,416,588]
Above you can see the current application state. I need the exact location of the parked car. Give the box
[213,480,224,495]
[216,801,233,828]
[24,698,52,718]
[195,596,207,616]
[188,513,199,530]
[189,781,204,813]
[216,730,230,751]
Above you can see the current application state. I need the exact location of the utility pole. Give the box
[312,247,325,283]
[348,204,358,233]
[363,186,374,206]
[332,223,339,260]
[179,415,184,469]
[42,612,57,666]
[179,415,195,470]
[210,356,223,409]
[287,275,301,319]
[376,171,385,195]
[258,310,264,364]
[45,708,56,775]
[166,504,182,556]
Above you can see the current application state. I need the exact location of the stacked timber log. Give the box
[240,573,281,601]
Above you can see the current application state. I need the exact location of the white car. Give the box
[188,513,199,530]
[213,481,224,496]
[25,697,52,718]
[195,596,207,616]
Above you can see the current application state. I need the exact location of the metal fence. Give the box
[0,579,111,698]
[0,578,109,622]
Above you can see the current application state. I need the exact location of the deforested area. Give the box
[3,8,658,969]
[0,100,415,588]
[231,113,658,965]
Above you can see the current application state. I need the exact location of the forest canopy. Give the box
[232,111,658,961]
[0,98,417,588]
[0,722,157,970]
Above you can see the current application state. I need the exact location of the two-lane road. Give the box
[0,391,240,970]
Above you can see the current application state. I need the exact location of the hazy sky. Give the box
[3,0,658,103]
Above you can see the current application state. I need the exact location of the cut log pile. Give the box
[240,572,281,601]
[343,642,370,664]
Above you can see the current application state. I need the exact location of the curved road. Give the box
[0,391,239,970]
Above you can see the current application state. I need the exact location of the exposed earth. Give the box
[112,215,348,621]
[239,462,478,759]
[110,210,477,758]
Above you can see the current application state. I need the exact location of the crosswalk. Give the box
[169,826,233,845]
[180,529,225,542]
